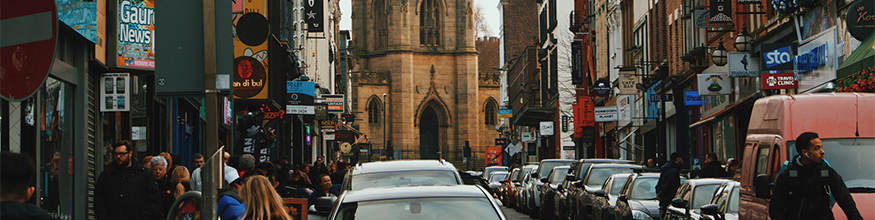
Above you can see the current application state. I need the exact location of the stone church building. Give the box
[349,0,500,167]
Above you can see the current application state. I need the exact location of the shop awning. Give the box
[512,107,555,127]
[689,94,758,128]
[837,32,875,80]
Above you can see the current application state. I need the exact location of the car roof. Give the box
[683,178,732,187]
[340,185,490,202]
[588,163,645,169]
[578,158,635,164]
[541,159,577,163]
[351,160,457,175]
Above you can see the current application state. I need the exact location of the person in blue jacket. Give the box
[217,175,247,220]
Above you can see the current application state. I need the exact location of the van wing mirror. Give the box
[755,174,772,199]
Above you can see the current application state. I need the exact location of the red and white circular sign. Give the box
[1,0,58,101]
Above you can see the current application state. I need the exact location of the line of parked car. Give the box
[489,158,742,220]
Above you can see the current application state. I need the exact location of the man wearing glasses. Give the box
[94,141,161,220]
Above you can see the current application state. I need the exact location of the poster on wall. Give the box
[100,73,130,112]
[233,0,270,99]
[697,73,731,95]
[117,0,155,69]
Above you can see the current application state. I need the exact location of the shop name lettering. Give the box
[770,76,796,85]
[795,44,828,74]
[234,79,264,88]
[857,8,874,23]
[119,1,153,45]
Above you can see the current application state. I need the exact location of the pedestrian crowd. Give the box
[87,140,349,220]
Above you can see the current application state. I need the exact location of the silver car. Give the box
[324,185,508,220]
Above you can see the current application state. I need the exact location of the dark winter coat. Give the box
[655,161,681,207]
[94,161,161,220]
[769,156,862,220]
[155,173,178,218]
[699,160,728,178]
[0,201,55,220]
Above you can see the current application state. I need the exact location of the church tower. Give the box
[350,0,497,164]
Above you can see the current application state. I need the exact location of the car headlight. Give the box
[632,210,653,220]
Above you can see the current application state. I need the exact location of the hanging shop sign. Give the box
[593,78,612,97]
[617,95,632,126]
[304,0,324,32]
[762,72,798,89]
[287,81,316,105]
[539,121,554,136]
[320,120,336,129]
[619,70,639,95]
[684,90,702,106]
[709,0,732,23]
[233,0,270,99]
[697,73,731,95]
[594,106,618,122]
[100,73,131,112]
[117,0,155,69]
[573,96,595,138]
[761,43,797,70]
[572,41,583,85]
[728,53,760,77]
[335,130,357,143]
[320,95,345,113]
[498,109,513,118]
[795,28,836,92]
[286,105,315,115]
[846,0,875,41]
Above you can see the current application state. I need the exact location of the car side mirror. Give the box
[618,194,627,202]
[541,178,549,183]
[514,182,521,187]
[594,189,607,197]
[512,179,520,183]
[671,198,687,209]
[573,181,583,187]
[566,174,576,181]
[315,196,335,212]
[701,204,720,217]
[532,173,538,178]
[755,174,772,199]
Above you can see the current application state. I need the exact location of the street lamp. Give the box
[711,41,728,66]
[735,25,752,52]
[383,93,387,161]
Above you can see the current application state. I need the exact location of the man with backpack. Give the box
[769,132,862,220]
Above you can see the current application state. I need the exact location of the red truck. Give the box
[739,93,874,220]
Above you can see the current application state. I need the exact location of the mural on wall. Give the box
[57,0,98,43]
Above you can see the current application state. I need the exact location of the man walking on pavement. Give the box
[656,152,684,216]
[94,141,161,220]
[700,152,728,178]
[769,132,862,220]
[191,151,239,192]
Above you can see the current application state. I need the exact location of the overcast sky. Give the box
[339,0,502,38]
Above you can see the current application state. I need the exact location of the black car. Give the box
[591,173,632,220]
[570,163,643,220]
[699,181,740,220]
[527,159,576,219]
[539,165,571,220]
[566,159,635,220]
[663,178,731,220]
[615,171,687,220]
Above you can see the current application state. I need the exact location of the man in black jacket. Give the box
[769,132,862,220]
[656,152,684,214]
[94,141,161,220]
[700,152,728,178]
[0,152,54,220]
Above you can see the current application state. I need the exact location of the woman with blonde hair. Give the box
[171,165,191,199]
[240,175,292,220]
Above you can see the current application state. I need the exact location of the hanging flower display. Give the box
[836,66,875,93]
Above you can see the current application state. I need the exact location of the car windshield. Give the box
[550,167,570,184]
[586,167,635,186]
[334,197,502,220]
[629,177,658,200]
[539,161,574,178]
[729,185,740,213]
[788,138,875,190]
[351,171,459,190]
[609,177,627,195]
[692,184,720,209]
[511,170,520,181]
[489,173,508,183]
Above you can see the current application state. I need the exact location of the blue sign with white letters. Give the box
[764,46,794,68]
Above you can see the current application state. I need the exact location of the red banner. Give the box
[762,73,798,89]
[574,96,595,138]
[485,147,503,166]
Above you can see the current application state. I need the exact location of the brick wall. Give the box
[502,0,540,59]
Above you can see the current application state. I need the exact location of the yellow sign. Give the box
[233,0,269,99]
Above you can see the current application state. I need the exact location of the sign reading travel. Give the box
[117,0,155,69]
[762,72,798,89]
[728,53,760,77]
[697,73,731,95]
[0,0,57,101]
[846,0,875,41]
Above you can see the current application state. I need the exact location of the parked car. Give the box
[483,166,509,181]
[566,159,635,220]
[516,165,539,213]
[571,163,644,220]
[539,165,571,220]
[741,93,875,220]
[460,169,490,189]
[487,171,509,198]
[527,159,575,218]
[700,181,741,220]
[591,173,633,220]
[615,171,687,220]
[498,168,522,207]
[323,185,508,220]
[663,178,731,220]
[340,160,462,192]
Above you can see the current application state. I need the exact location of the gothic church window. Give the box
[485,101,496,125]
[368,97,382,123]
[419,0,441,46]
